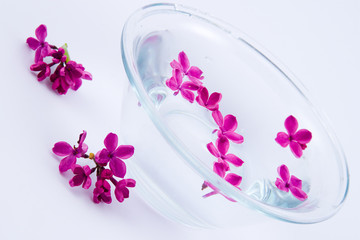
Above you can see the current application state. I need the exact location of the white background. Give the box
[0,0,359,239]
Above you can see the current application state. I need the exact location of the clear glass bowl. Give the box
[120,3,349,227]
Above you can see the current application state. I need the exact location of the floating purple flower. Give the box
[212,110,244,144]
[93,179,112,204]
[196,87,222,111]
[69,164,92,189]
[170,51,204,86]
[26,24,52,63]
[30,61,51,81]
[166,68,200,103]
[275,164,308,201]
[115,179,136,203]
[275,115,312,158]
[96,133,134,178]
[52,131,88,172]
[208,137,244,177]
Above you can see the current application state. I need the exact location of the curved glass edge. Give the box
[121,2,349,224]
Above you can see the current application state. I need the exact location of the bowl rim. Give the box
[121,2,349,224]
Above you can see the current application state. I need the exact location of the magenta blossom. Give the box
[93,179,112,204]
[208,137,244,177]
[275,164,308,201]
[69,164,92,189]
[196,87,222,111]
[59,61,92,91]
[166,68,199,103]
[115,179,136,203]
[96,133,134,178]
[30,61,51,81]
[275,115,312,158]
[170,51,204,86]
[26,24,52,63]
[52,131,88,172]
[212,110,244,144]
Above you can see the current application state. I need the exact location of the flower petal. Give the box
[290,175,302,189]
[277,164,290,182]
[275,178,289,192]
[180,89,195,103]
[166,76,179,91]
[293,129,312,144]
[285,115,298,135]
[178,51,190,72]
[289,186,308,201]
[26,37,40,50]
[109,158,126,178]
[223,115,238,132]
[181,81,199,91]
[125,179,136,187]
[213,162,227,178]
[224,132,244,144]
[212,110,223,128]
[35,24,47,42]
[206,142,220,158]
[104,132,118,152]
[225,173,242,187]
[187,66,203,79]
[97,149,110,164]
[290,141,303,158]
[69,174,84,187]
[207,92,222,107]
[82,176,92,189]
[216,136,229,156]
[224,154,244,167]
[275,132,290,147]
[170,60,181,70]
[52,141,73,156]
[114,145,134,159]
[115,187,125,202]
[59,155,76,172]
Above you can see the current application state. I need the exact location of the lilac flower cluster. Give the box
[274,115,312,201]
[53,131,136,204]
[27,24,92,95]
[166,51,244,200]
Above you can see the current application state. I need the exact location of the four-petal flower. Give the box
[170,51,204,86]
[196,87,222,111]
[275,115,312,158]
[275,164,308,201]
[166,68,199,103]
[69,164,92,189]
[115,179,136,203]
[96,133,134,178]
[212,110,244,144]
[52,131,88,172]
[26,24,52,63]
[93,179,112,204]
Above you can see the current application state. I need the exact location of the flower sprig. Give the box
[52,131,136,204]
[166,51,244,200]
[27,24,92,95]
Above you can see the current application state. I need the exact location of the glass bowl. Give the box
[120,3,349,227]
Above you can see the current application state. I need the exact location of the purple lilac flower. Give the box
[212,110,244,144]
[30,61,51,81]
[93,179,112,204]
[170,51,204,86]
[275,164,308,201]
[115,179,136,203]
[26,24,52,63]
[196,87,222,111]
[207,137,244,178]
[166,68,199,103]
[69,164,92,189]
[275,115,312,158]
[52,131,88,172]
[96,133,134,178]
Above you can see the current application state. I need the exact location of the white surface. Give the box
[0,0,359,239]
